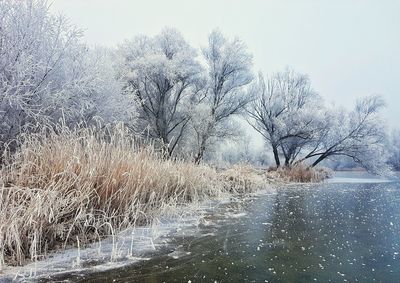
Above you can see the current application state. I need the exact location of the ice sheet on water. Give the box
[327,171,397,184]
[327,177,393,184]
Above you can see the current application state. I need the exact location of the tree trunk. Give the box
[194,122,213,165]
[284,156,290,167]
[194,148,204,165]
[272,145,281,167]
[311,153,328,167]
[194,138,207,165]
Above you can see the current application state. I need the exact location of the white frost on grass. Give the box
[2,189,267,282]
[226,212,247,218]
[3,225,169,282]
[2,214,191,280]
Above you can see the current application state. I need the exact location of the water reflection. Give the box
[40,181,400,283]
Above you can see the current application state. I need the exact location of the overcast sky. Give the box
[50,0,399,128]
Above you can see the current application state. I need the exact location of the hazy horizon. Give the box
[50,0,399,129]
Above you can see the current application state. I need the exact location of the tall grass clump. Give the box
[0,125,267,267]
[269,163,332,183]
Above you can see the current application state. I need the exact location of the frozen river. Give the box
[30,173,400,282]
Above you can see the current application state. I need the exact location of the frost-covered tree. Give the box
[0,0,132,154]
[209,133,272,167]
[62,48,138,127]
[116,28,203,156]
[299,95,389,174]
[0,0,80,149]
[193,30,253,164]
[248,68,388,173]
[388,129,400,171]
[247,69,322,167]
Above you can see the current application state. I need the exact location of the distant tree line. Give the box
[388,130,400,171]
[0,0,396,173]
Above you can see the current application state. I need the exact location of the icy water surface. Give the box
[40,175,400,283]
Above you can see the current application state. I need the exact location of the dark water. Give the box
[42,177,400,283]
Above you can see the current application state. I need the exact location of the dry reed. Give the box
[269,163,332,183]
[0,126,267,267]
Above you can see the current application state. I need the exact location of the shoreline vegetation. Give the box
[0,126,329,269]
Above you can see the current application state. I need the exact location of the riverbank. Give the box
[0,127,328,272]
[2,190,274,281]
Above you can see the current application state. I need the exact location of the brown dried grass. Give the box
[270,163,332,183]
[0,126,268,267]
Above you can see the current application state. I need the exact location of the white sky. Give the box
[50,0,400,128]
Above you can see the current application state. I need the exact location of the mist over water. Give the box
[36,174,400,283]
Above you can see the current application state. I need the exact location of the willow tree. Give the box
[299,95,389,173]
[249,69,389,173]
[117,28,203,156]
[193,30,253,164]
[247,69,322,167]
